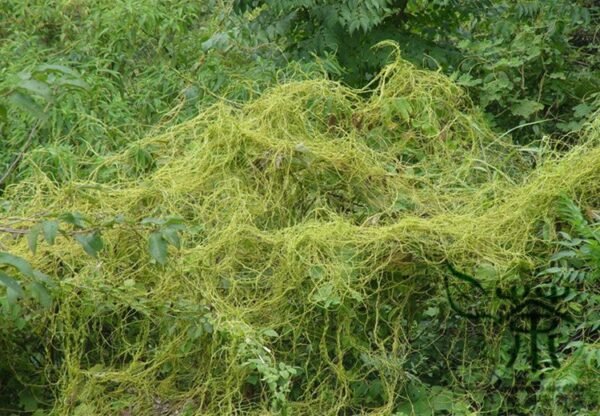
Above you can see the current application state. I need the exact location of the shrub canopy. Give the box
[1,52,599,414]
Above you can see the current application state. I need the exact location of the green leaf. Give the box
[203,321,213,334]
[544,267,565,274]
[246,374,259,385]
[573,103,592,119]
[54,77,89,90]
[35,64,80,77]
[550,250,577,261]
[27,225,41,254]
[60,212,88,228]
[140,217,165,226]
[8,91,45,119]
[101,214,126,227]
[455,73,483,87]
[163,217,185,228]
[392,98,412,122]
[311,283,341,308]
[262,329,279,338]
[430,387,455,412]
[18,389,39,412]
[161,227,181,249]
[201,32,230,51]
[28,281,52,309]
[0,270,24,298]
[18,79,52,101]
[549,72,566,80]
[0,252,35,278]
[149,232,168,265]
[74,232,104,258]
[309,265,325,280]
[510,99,544,118]
[33,270,52,285]
[42,220,59,244]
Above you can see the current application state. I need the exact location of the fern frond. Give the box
[558,195,595,240]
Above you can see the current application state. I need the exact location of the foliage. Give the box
[534,195,600,414]
[0,0,319,188]
[233,0,600,140]
[450,2,600,139]
[0,252,55,413]
[0,64,89,123]
[1,1,599,414]
[1,55,599,414]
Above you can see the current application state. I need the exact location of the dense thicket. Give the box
[232,0,600,140]
[0,2,599,415]
[0,0,319,188]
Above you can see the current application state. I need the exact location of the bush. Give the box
[234,0,600,140]
[1,55,599,414]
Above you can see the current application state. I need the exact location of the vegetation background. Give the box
[0,1,599,415]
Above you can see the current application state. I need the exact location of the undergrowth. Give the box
[0,0,320,188]
[1,49,599,414]
[232,0,600,141]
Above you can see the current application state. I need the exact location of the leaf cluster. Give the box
[234,0,600,141]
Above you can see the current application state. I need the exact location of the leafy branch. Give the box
[0,64,89,187]
[0,213,187,264]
